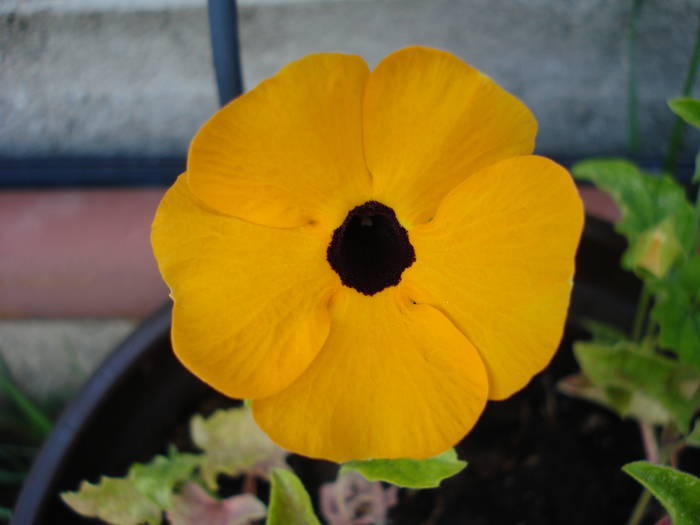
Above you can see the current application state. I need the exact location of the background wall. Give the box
[1,0,698,407]
[1,0,699,162]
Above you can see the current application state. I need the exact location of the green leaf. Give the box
[128,449,200,509]
[693,150,700,183]
[62,476,162,525]
[668,97,700,129]
[191,405,289,490]
[574,341,700,431]
[652,255,700,371]
[687,420,700,448]
[572,159,695,277]
[341,449,466,489]
[581,319,628,343]
[623,461,700,525]
[266,469,320,525]
[62,449,198,523]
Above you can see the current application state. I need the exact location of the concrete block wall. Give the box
[1,0,699,160]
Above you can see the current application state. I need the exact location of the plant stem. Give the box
[628,420,676,525]
[626,423,659,525]
[640,422,659,463]
[664,15,700,174]
[626,0,645,157]
[632,284,651,341]
[242,472,257,494]
[626,489,653,525]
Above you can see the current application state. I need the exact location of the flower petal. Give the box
[151,175,339,399]
[253,287,488,462]
[363,46,537,228]
[403,156,584,400]
[188,53,372,229]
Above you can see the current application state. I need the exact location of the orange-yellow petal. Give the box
[252,287,489,462]
[403,156,584,400]
[188,53,372,230]
[363,46,537,228]
[151,175,340,399]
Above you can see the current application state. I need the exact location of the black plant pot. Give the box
[12,215,684,525]
[10,304,222,525]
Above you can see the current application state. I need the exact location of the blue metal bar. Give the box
[208,0,244,106]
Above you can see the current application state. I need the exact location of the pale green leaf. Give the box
[652,255,700,371]
[623,461,700,525]
[340,449,466,489]
[557,373,670,425]
[191,405,289,490]
[572,159,695,276]
[61,476,162,525]
[668,97,700,128]
[266,469,320,525]
[128,449,200,508]
[574,342,700,431]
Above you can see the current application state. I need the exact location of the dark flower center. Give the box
[327,201,415,296]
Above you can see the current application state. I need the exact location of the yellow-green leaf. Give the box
[629,216,685,278]
[61,477,161,525]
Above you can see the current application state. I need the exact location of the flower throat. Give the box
[327,201,415,296]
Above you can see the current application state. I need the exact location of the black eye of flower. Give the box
[327,201,416,295]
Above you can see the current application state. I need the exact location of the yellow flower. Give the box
[151,46,584,462]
